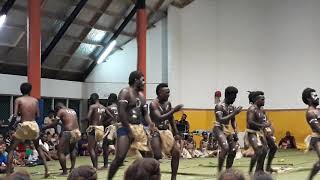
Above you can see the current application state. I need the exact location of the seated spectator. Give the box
[44,110,56,136]
[253,171,273,180]
[124,158,160,180]
[0,134,4,144]
[39,134,53,161]
[78,133,89,156]
[68,165,97,180]
[13,146,25,166]
[200,132,218,157]
[200,132,209,151]
[25,142,40,167]
[16,143,26,164]
[207,133,219,151]
[179,114,190,133]
[5,131,14,148]
[50,133,59,151]
[0,142,7,173]
[182,135,202,158]
[25,144,32,159]
[218,168,245,180]
[279,131,297,149]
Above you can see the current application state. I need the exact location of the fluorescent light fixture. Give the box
[97,40,117,64]
[0,14,6,27]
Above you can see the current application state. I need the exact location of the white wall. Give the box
[0,73,83,99]
[85,19,167,100]
[168,0,320,109]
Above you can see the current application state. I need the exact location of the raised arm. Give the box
[215,104,239,124]
[150,101,183,122]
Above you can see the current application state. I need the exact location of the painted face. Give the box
[311,92,319,106]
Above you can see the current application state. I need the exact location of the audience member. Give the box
[5,131,14,148]
[179,114,190,133]
[182,134,202,158]
[200,132,218,157]
[39,134,53,161]
[0,142,7,173]
[44,110,56,135]
[279,131,297,149]
[218,168,245,180]
[124,158,160,180]
[78,133,89,156]
[26,142,40,167]
[67,165,97,180]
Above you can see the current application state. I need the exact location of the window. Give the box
[0,96,11,124]
[69,99,80,119]
[54,98,67,107]
[43,98,53,117]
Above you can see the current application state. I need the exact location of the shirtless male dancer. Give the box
[213,86,242,173]
[246,91,270,173]
[149,83,183,180]
[103,93,119,169]
[248,92,277,173]
[6,83,48,177]
[86,93,113,169]
[43,103,81,175]
[108,71,158,180]
[302,88,320,180]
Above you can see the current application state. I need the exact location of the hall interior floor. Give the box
[1,150,319,180]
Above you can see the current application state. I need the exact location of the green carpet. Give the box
[1,150,320,180]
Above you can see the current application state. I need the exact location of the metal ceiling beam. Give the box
[0,22,124,49]
[41,0,88,64]
[84,4,137,22]
[0,45,94,62]
[171,0,194,8]
[83,4,138,80]
[9,4,135,38]
[0,60,84,73]
[0,0,15,14]
[55,0,114,78]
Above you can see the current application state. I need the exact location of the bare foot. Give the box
[44,172,50,178]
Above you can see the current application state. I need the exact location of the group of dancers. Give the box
[4,70,320,180]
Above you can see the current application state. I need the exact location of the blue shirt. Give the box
[0,153,7,164]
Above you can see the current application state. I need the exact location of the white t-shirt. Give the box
[39,140,49,152]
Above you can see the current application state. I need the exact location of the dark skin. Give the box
[102,102,119,169]
[149,87,183,180]
[248,104,277,173]
[7,95,49,177]
[86,100,113,169]
[213,94,242,172]
[43,105,80,175]
[260,107,277,173]
[247,95,270,173]
[108,76,158,180]
[305,91,320,180]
